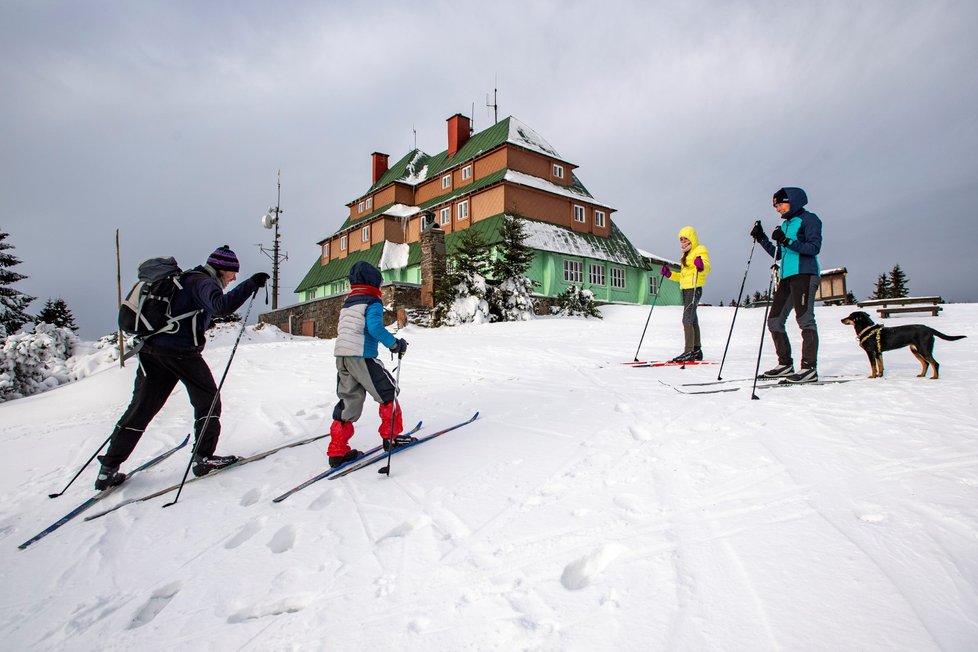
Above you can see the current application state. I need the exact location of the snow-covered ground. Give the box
[1,304,976,651]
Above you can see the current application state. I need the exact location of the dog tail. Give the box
[930,329,967,341]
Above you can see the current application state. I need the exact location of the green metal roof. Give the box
[295,242,421,293]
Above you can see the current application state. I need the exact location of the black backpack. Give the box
[119,257,203,346]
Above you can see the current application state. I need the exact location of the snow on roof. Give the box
[379,241,410,271]
[380,203,421,218]
[504,169,602,205]
[401,152,429,186]
[507,118,561,159]
[821,267,847,275]
[636,248,679,266]
[522,219,634,266]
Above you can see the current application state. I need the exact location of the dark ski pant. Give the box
[681,287,703,351]
[100,350,222,467]
[767,273,819,369]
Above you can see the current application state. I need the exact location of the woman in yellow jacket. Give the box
[661,226,711,362]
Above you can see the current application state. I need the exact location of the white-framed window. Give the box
[442,174,451,189]
[462,165,472,180]
[574,205,585,223]
[611,267,626,289]
[361,225,370,242]
[365,197,373,210]
[589,264,606,286]
[649,275,659,296]
[322,242,329,259]
[439,207,451,225]
[553,164,564,179]
[357,201,364,213]
[563,260,583,283]
[457,200,469,221]
[340,235,347,251]
[594,210,606,228]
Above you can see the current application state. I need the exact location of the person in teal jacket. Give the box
[327,262,412,468]
[750,187,823,383]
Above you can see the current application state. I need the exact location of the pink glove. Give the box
[694,256,704,272]
[660,264,671,278]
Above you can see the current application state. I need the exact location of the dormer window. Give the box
[340,235,347,251]
[361,225,370,242]
[440,207,451,225]
[365,197,373,210]
[457,200,469,221]
[322,242,330,259]
[442,174,451,189]
[595,210,606,228]
[461,165,472,180]
[553,164,564,179]
[358,201,364,213]
[574,205,585,223]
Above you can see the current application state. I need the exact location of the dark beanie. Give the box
[207,245,240,272]
[772,188,790,205]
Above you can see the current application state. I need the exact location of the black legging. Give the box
[100,350,222,466]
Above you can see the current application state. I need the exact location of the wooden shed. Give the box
[815,267,848,304]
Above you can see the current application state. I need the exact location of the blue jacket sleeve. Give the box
[365,302,397,350]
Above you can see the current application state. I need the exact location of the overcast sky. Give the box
[2,0,975,339]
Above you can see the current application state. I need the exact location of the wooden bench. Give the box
[856,295,943,318]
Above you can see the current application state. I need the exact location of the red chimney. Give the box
[447,114,471,157]
[372,152,389,184]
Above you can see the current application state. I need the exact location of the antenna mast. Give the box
[486,76,499,124]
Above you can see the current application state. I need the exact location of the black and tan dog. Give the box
[841,311,966,379]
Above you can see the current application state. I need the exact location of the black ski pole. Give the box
[750,255,780,400]
[48,434,113,498]
[680,268,700,370]
[717,230,759,380]
[378,351,405,476]
[632,274,665,362]
[164,293,256,507]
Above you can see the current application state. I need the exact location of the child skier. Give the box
[327,261,412,468]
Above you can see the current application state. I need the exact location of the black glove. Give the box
[771,226,787,244]
[250,272,270,288]
[750,222,766,242]
[389,338,408,356]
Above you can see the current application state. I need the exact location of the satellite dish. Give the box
[261,213,277,229]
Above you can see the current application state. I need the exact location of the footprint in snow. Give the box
[560,543,627,591]
[127,581,181,629]
[378,515,432,543]
[225,518,265,549]
[268,525,297,553]
[614,403,632,414]
[628,424,652,441]
[227,594,315,623]
[239,488,262,506]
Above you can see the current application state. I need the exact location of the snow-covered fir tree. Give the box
[434,228,492,326]
[489,215,536,322]
[551,285,601,319]
[35,297,79,332]
[0,229,35,336]
[889,264,909,298]
[0,323,77,402]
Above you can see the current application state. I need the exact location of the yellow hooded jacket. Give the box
[677,226,711,289]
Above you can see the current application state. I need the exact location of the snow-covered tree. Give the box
[0,229,35,336]
[35,297,78,332]
[889,264,909,298]
[489,215,536,322]
[434,228,492,326]
[551,285,601,319]
[871,273,892,300]
[0,323,77,402]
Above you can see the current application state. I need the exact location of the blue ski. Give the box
[271,421,423,503]
[329,412,480,480]
[18,434,190,550]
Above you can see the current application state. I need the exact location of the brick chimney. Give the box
[372,152,389,184]
[446,114,471,157]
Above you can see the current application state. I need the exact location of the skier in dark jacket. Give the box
[327,261,411,468]
[94,246,270,490]
[750,187,823,384]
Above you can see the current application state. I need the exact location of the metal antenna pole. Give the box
[260,170,288,310]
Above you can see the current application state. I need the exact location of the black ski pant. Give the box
[767,273,819,369]
[100,350,222,467]
[681,287,703,350]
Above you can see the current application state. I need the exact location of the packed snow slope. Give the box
[1,304,976,651]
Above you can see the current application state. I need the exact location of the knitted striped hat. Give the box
[207,245,240,272]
